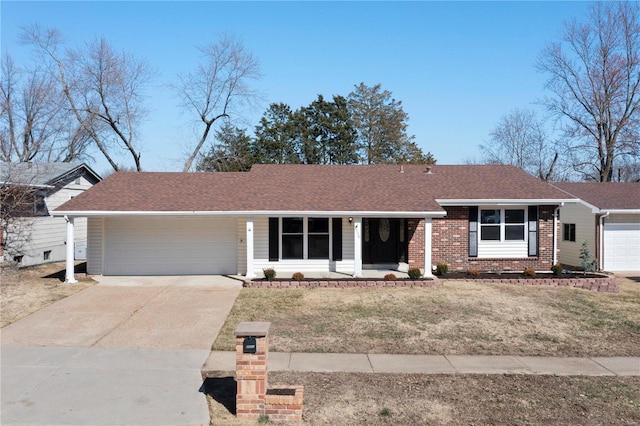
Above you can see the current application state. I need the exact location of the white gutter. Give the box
[51,209,449,218]
[598,209,640,214]
[436,198,578,206]
[598,212,610,271]
[553,203,563,266]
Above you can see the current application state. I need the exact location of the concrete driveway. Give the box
[1,275,242,425]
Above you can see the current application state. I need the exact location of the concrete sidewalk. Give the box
[202,351,640,377]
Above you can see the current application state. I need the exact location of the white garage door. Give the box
[604,222,640,272]
[104,216,237,275]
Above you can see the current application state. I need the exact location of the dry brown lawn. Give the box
[1,261,95,328]
[206,372,640,425]
[214,275,640,356]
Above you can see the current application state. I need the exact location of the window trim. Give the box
[563,223,576,242]
[278,217,333,261]
[478,208,528,243]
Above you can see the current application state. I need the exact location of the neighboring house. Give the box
[53,164,576,279]
[1,162,102,267]
[555,182,640,272]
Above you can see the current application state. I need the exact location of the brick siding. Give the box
[411,205,559,273]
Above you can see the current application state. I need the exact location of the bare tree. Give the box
[176,33,261,172]
[481,108,559,181]
[0,163,44,263]
[20,24,154,171]
[1,51,90,163]
[537,2,640,182]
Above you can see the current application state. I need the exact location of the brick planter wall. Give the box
[265,385,304,422]
[443,274,619,293]
[244,279,441,289]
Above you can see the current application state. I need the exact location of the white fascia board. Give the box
[52,210,448,218]
[436,198,579,206]
[1,181,54,189]
[599,209,640,215]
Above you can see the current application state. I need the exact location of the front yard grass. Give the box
[213,275,640,356]
[1,262,95,328]
[206,372,640,425]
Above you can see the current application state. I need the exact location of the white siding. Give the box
[12,178,91,267]
[103,216,237,275]
[558,203,596,267]
[87,217,104,275]
[252,216,355,277]
[478,241,528,258]
[237,218,247,275]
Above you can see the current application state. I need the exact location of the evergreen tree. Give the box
[252,103,301,164]
[348,82,430,164]
[296,94,358,164]
[196,121,253,172]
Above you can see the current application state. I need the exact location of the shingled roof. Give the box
[554,182,640,211]
[1,162,101,187]
[54,164,575,216]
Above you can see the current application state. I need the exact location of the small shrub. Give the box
[379,407,391,417]
[468,268,480,277]
[551,264,563,276]
[263,268,276,281]
[435,262,448,276]
[291,272,304,281]
[407,267,422,279]
[258,414,270,424]
[579,241,596,274]
[384,273,397,281]
[523,268,536,277]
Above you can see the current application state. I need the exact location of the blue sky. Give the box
[1,1,593,173]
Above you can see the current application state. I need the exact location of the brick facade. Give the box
[407,218,425,270]
[409,205,558,273]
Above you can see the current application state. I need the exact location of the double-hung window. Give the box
[563,223,576,242]
[479,209,526,241]
[282,217,304,259]
[308,218,329,259]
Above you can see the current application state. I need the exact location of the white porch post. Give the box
[353,216,363,277]
[65,216,77,283]
[423,217,433,277]
[245,217,256,279]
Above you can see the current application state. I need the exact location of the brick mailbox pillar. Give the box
[235,321,270,419]
[235,321,303,422]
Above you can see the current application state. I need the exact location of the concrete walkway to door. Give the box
[1,275,241,425]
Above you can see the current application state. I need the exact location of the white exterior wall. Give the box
[87,217,104,275]
[252,216,355,277]
[13,176,92,267]
[237,218,247,275]
[558,202,596,267]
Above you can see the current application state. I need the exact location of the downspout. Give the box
[598,212,610,271]
[64,215,77,284]
[552,203,563,266]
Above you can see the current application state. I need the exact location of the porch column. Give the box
[353,216,363,277]
[423,217,433,277]
[245,217,256,279]
[65,216,77,283]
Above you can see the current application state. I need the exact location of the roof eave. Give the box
[598,209,640,214]
[436,198,579,206]
[52,209,448,218]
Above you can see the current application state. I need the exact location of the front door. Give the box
[363,218,407,264]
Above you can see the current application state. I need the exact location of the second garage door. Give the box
[604,220,640,272]
[104,216,237,275]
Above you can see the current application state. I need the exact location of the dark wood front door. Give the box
[363,218,407,264]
